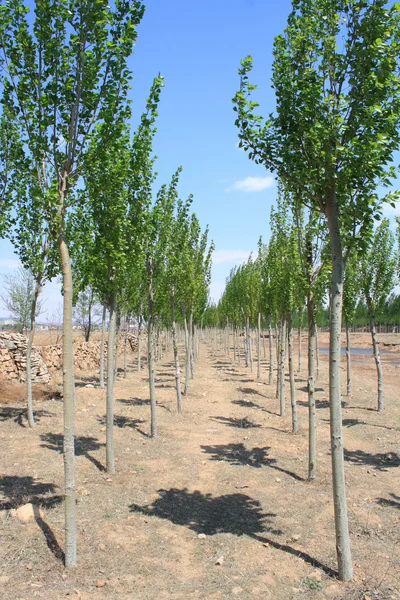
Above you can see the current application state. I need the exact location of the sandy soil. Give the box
[0,335,399,600]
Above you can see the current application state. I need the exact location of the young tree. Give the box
[0,0,146,566]
[359,218,397,411]
[1,268,43,333]
[233,0,400,581]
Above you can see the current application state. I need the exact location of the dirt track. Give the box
[0,336,399,600]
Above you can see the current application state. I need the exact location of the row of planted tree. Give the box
[1,0,400,584]
[0,0,213,568]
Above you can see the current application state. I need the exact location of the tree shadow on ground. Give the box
[97,415,149,438]
[117,398,150,406]
[0,475,63,510]
[129,488,335,576]
[41,433,106,471]
[376,493,400,509]
[298,386,325,394]
[344,449,399,471]
[237,387,266,398]
[156,372,175,377]
[0,475,64,563]
[297,399,339,410]
[322,417,396,432]
[0,407,53,428]
[231,399,278,417]
[210,416,262,429]
[223,378,255,383]
[201,443,304,481]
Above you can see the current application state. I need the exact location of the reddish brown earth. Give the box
[0,333,399,600]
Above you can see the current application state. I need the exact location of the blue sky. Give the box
[0,0,399,319]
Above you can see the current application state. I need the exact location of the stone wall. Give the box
[0,332,138,382]
[0,332,51,383]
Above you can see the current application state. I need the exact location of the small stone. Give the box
[363,596,372,600]
[262,543,269,548]
[61,573,67,580]
[100,427,105,432]
[201,461,206,465]
[85,384,95,388]
[95,580,107,588]
[198,533,206,539]
[98,543,106,551]
[275,477,281,483]
[232,587,243,595]
[27,564,33,571]
[14,503,43,523]
[215,556,224,565]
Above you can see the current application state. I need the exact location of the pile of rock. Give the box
[0,332,139,381]
[0,332,51,383]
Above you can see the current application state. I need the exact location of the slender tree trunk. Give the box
[184,312,190,395]
[307,296,317,481]
[106,296,117,474]
[315,324,320,380]
[263,327,267,359]
[257,312,261,380]
[58,215,76,568]
[123,316,129,379]
[114,313,120,383]
[279,318,286,416]
[99,304,106,389]
[288,312,297,433]
[298,309,302,372]
[137,311,142,372]
[370,314,384,412]
[170,291,182,414]
[247,317,253,372]
[345,320,352,397]
[26,280,41,428]
[85,293,92,342]
[268,317,273,386]
[147,273,157,438]
[190,311,195,379]
[326,188,353,581]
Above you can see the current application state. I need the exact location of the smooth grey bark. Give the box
[263,327,267,359]
[99,304,106,388]
[114,313,120,384]
[315,324,320,380]
[26,279,42,428]
[278,318,286,416]
[170,290,182,414]
[123,316,129,378]
[370,314,384,412]
[307,296,317,481]
[345,320,352,397]
[247,317,253,372]
[137,311,142,372]
[84,289,93,342]
[326,188,353,581]
[189,312,195,379]
[298,309,302,372]
[147,269,157,438]
[288,312,297,433]
[106,296,117,474]
[257,312,261,379]
[58,220,76,568]
[183,312,190,395]
[268,317,273,385]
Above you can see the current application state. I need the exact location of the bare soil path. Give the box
[0,339,399,600]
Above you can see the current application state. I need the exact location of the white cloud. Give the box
[0,259,20,269]
[225,176,275,193]
[382,201,400,217]
[212,249,253,264]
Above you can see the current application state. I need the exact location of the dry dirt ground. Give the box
[0,333,399,600]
